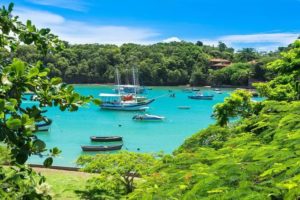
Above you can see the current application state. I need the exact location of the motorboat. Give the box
[132,114,165,121]
[188,93,214,100]
[36,118,52,131]
[90,136,123,142]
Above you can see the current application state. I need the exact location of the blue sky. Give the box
[3,0,300,50]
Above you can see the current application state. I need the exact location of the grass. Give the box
[34,167,94,200]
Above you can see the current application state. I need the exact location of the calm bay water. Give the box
[28,85,234,166]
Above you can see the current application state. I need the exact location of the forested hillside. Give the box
[13,42,281,86]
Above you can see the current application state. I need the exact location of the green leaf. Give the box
[33,139,46,152]
[43,157,53,168]
[0,99,4,112]
[50,147,61,156]
[8,3,14,12]
[26,20,32,28]
[50,77,62,85]
[6,118,22,130]
[28,67,39,78]
[39,28,50,36]
[16,152,28,164]
[11,59,25,76]
[39,71,48,77]
[93,99,102,106]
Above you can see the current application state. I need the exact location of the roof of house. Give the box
[210,58,231,63]
[211,63,230,67]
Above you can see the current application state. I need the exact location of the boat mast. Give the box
[116,68,121,96]
[132,67,137,102]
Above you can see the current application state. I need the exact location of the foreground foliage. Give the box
[128,100,300,199]
[254,40,300,101]
[0,3,94,199]
[76,152,157,199]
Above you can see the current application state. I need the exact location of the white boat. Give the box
[100,68,154,111]
[132,114,165,121]
[36,118,52,132]
[99,93,154,111]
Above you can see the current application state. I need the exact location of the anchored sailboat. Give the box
[99,68,154,111]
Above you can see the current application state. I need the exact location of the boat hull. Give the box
[36,119,52,132]
[101,99,155,111]
[90,136,123,142]
[81,144,123,152]
[36,124,51,131]
[132,114,165,121]
[188,96,214,100]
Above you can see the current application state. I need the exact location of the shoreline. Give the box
[71,83,254,89]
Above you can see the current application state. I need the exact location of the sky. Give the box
[2,0,300,51]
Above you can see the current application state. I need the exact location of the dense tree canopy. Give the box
[13,42,280,87]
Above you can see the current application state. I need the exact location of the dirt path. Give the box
[33,167,93,179]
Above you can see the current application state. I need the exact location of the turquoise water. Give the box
[27,85,234,166]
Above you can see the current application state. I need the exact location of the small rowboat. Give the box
[188,93,214,100]
[90,136,123,142]
[133,114,165,121]
[192,88,200,91]
[188,95,213,100]
[178,106,191,109]
[81,144,123,152]
[36,118,52,132]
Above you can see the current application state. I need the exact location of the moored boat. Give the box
[99,93,154,111]
[178,106,191,109]
[81,144,123,152]
[188,93,214,100]
[133,114,165,121]
[36,118,52,131]
[100,68,154,111]
[182,88,193,93]
[90,136,123,142]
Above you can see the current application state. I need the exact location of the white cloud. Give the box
[198,33,300,51]
[12,7,300,51]
[162,37,182,43]
[220,33,298,45]
[14,7,160,45]
[15,7,65,26]
[26,0,89,11]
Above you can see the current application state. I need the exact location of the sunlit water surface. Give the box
[27,85,240,166]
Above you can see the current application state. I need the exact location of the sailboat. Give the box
[113,68,146,94]
[99,68,155,111]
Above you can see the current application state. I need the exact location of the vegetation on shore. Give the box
[13,39,282,86]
